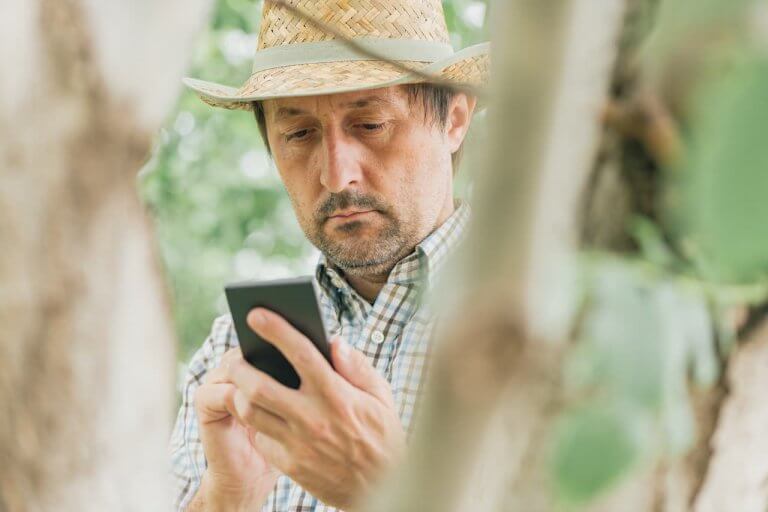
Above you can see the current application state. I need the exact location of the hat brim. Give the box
[183,42,490,111]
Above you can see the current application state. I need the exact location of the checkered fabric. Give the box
[169,201,470,511]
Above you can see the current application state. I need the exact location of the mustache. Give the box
[316,191,389,219]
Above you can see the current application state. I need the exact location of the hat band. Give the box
[251,38,455,74]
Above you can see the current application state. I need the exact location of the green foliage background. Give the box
[138,0,490,364]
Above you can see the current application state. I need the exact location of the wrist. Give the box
[196,470,277,512]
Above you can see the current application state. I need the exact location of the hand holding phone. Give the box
[224,276,331,389]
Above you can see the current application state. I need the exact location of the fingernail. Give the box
[249,308,266,327]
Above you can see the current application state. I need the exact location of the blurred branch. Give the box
[363,0,629,508]
[267,0,487,99]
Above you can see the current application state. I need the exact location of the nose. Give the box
[319,129,363,194]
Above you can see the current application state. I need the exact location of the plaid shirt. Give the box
[170,201,470,511]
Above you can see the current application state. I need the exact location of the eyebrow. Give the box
[273,106,307,121]
[271,95,397,121]
[340,96,397,109]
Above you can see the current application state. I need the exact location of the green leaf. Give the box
[681,58,768,283]
[643,0,754,62]
[578,260,665,409]
[629,216,678,270]
[568,257,718,459]
[551,405,637,505]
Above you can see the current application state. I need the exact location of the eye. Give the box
[358,122,386,132]
[286,128,313,142]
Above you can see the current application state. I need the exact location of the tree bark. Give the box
[692,318,768,512]
[0,0,210,510]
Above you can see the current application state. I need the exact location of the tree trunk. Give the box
[0,0,210,510]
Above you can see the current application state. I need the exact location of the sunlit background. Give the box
[138,0,490,365]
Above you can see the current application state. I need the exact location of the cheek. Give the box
[275,163,316,221]
[380,131,432,182]
[402,137,453,217]
[401,135,450,190]
[276,144,324,192]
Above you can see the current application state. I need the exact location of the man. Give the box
[170,1,489,510]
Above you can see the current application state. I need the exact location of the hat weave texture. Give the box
[184,0,490,110]
[259,0,450,48]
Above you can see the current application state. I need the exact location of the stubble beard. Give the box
[303,191,420,278]
[315,215,412,277]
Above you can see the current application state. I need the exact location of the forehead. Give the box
[263,86,409,122]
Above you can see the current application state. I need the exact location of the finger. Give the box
[226,355,307,421]
[330,336,393,404]
[233,389,290,442]
[194,382,239,424]
[247,308,334,387]
[202,348,243,384]
[221,346,242,362]
[252,432,293,474]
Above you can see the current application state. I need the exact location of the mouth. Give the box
[327,209,376,221]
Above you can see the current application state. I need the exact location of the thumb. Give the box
[330,336,392,403]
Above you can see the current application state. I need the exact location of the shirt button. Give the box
[371,331,385,344]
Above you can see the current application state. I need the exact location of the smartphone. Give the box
[224,276,331,389]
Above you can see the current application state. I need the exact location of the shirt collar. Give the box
[315,199,471,293]
[389,199,470,285]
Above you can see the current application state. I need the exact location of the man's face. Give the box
[264,86,472,277]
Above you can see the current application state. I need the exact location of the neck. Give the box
[343,197,457,304]
[345,272,389,304]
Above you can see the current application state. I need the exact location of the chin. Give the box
[335,256,400,278]
[324,238,405,273]
[309,212,417,273]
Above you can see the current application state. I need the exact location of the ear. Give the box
[445,92,478,153]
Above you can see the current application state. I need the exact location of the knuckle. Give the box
[335,400,358,425]
[305,418,332,441]
[216,361,231,378]
[277,449,301,475]
[193,384,216,413]
[317,374,342,398]
[220,348,237,365]
[242,402,259,425]
[315,380,333,400]
[228,358,249,380]
[231,357,248,371]
[289,447,313,474]
[201,369,218,385]
[294,349,313,369]
[246,383,262,403]
[324,385,351,414]
[283,459,300,476]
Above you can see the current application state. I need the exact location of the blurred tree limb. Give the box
[364,0,629,509]
[0,0,211,509]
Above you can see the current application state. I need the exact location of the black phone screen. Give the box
[224,276,331,389]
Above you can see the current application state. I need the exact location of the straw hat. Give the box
[183,0,490,111]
